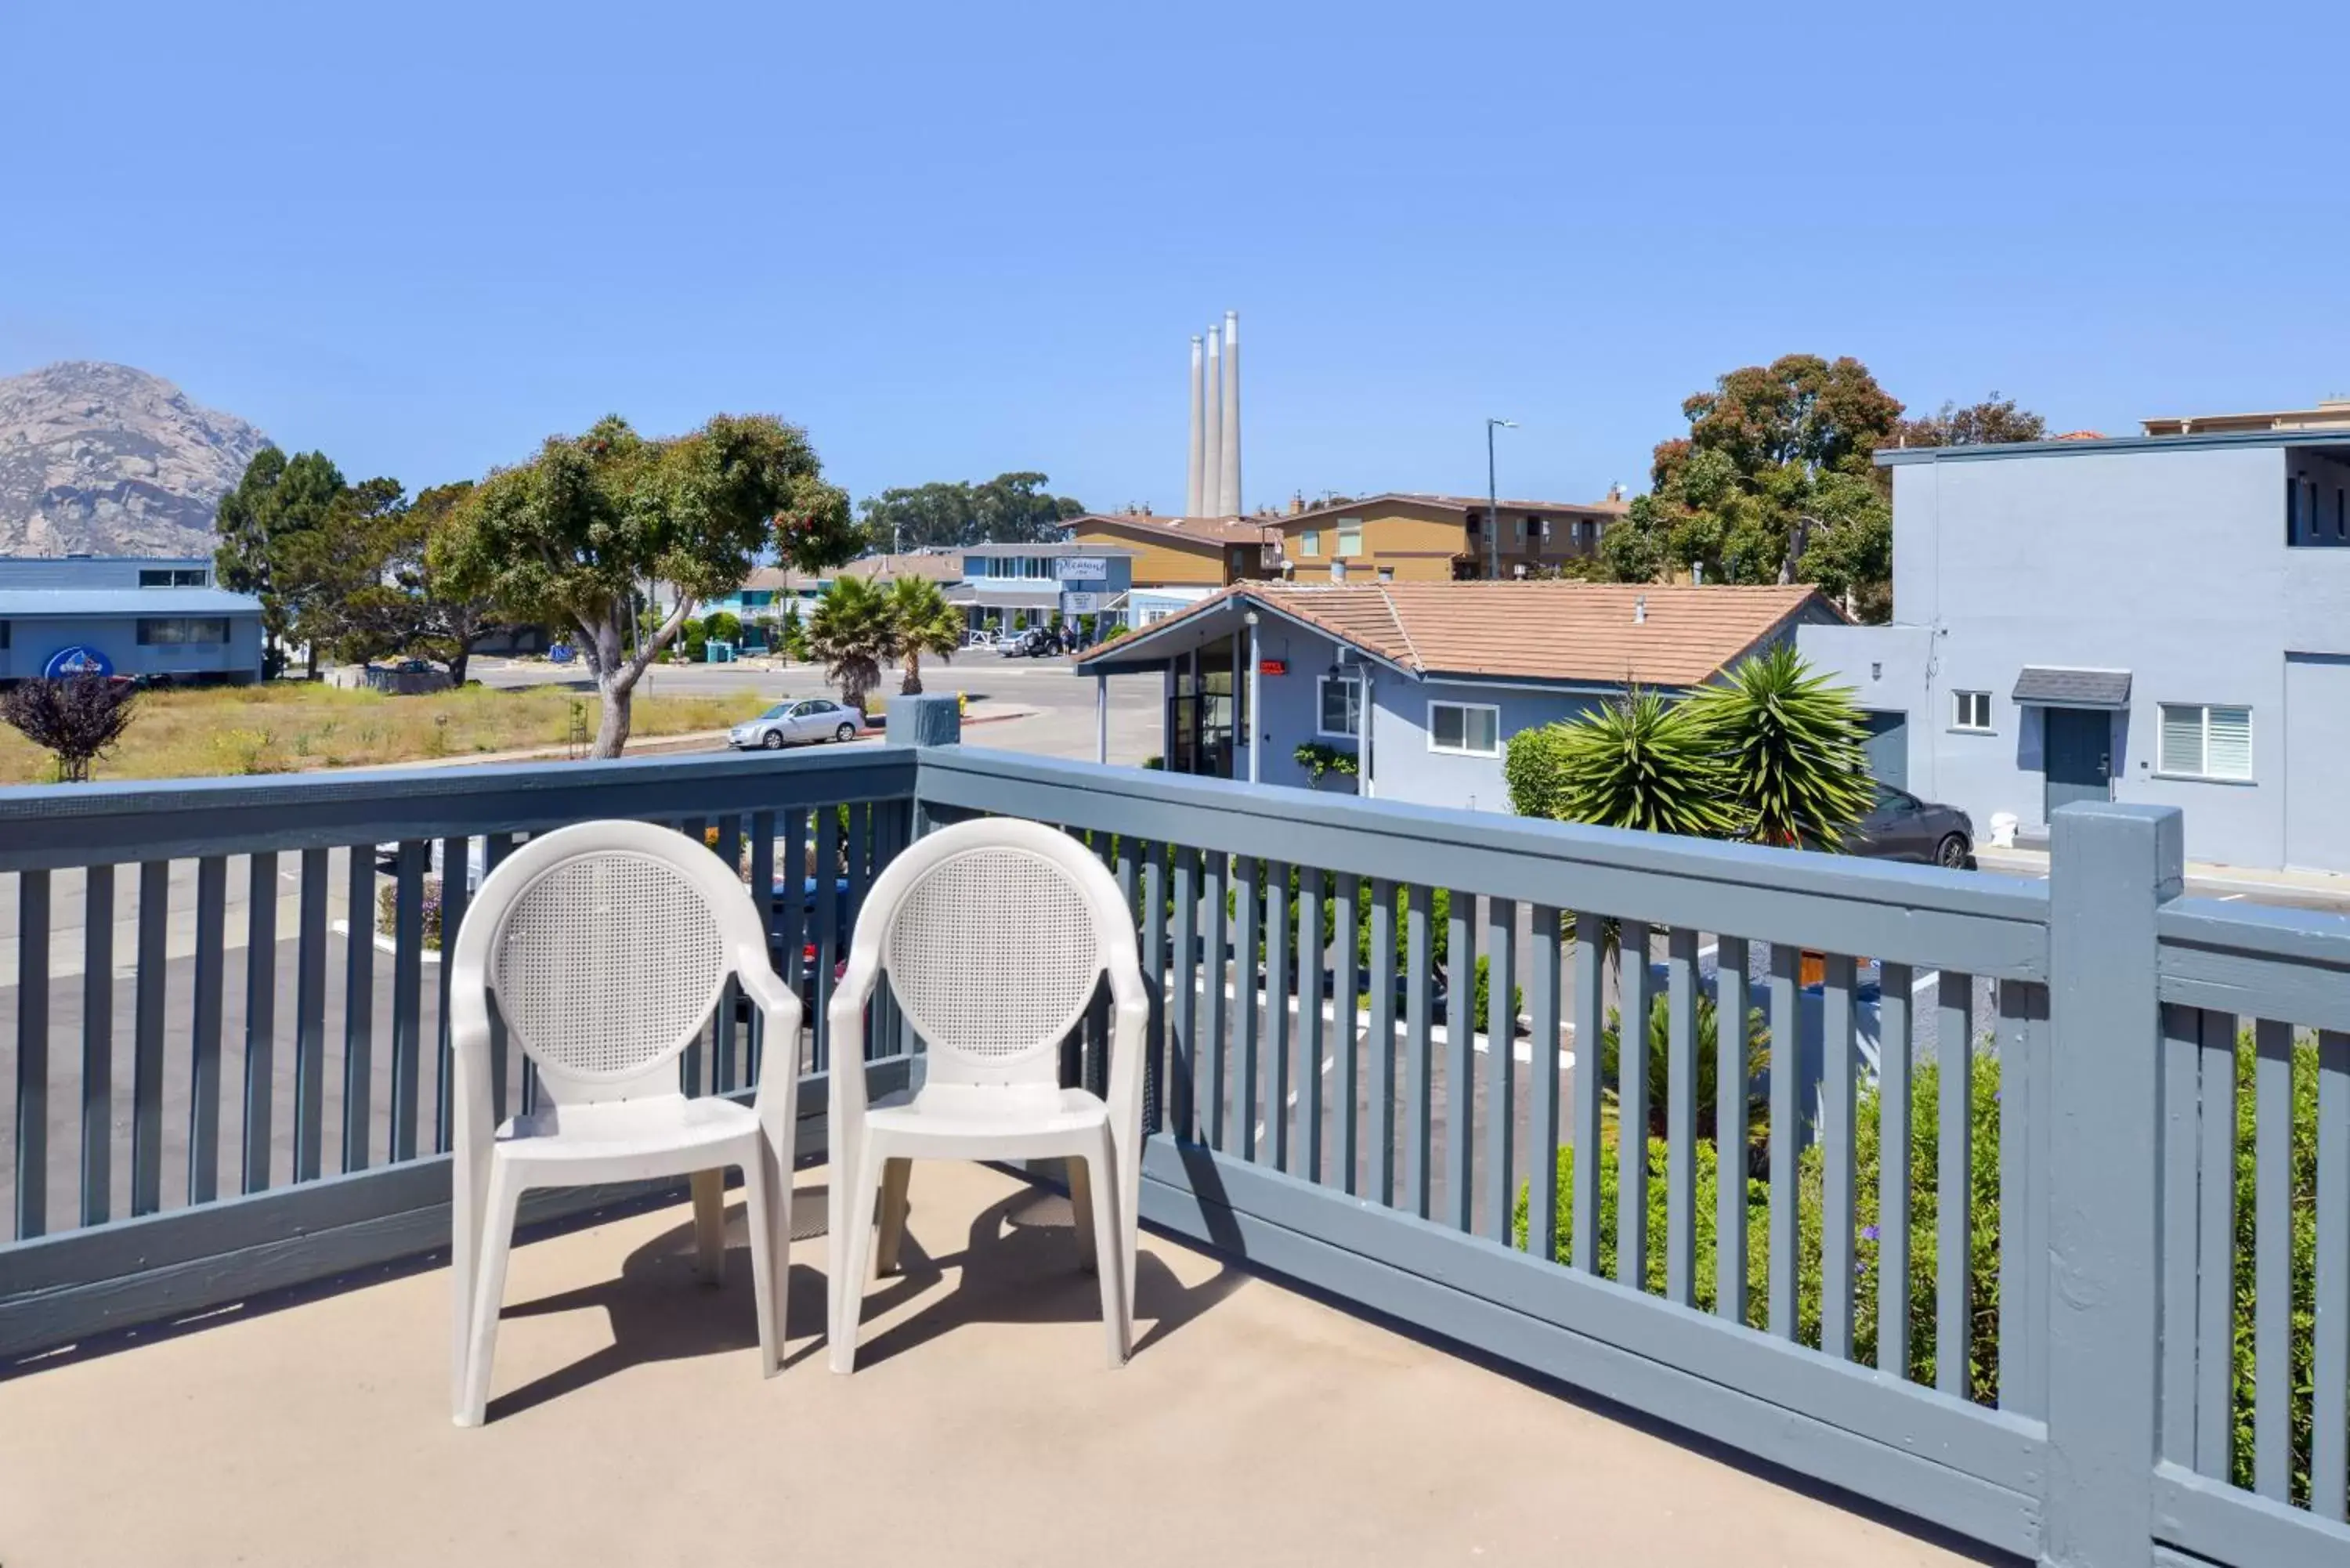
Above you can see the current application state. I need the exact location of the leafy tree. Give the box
[779,597,810,663]
[0,674,138,782]
[1502,688,1741,836]
[701,609,743,643]
[1894,394,2046,450]
[1683,645,1875,848]
[857,471,1086,551]
[884,574,964,695]
[214,447,357,677]
[806,573,896,710]
[429,413,856,756]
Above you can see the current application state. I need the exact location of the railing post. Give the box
[886,693,962,751]
[2041,800,2181,1568]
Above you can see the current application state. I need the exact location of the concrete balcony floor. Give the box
[0,1162,1977,1567]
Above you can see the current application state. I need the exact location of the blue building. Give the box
[1076,581,1841,805]
[0,556,266,685]
[951,543,1137,634]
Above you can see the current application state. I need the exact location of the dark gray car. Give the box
[1849,782,1975,868]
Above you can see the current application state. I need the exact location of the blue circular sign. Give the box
[43,645,114,680]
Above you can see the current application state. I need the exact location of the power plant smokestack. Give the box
[1202,325,1224,519]
[1185,336,1206,516]
[1219,309,1242,515]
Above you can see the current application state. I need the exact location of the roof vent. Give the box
[1633,594,1647,624]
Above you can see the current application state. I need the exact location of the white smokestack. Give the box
[1186,335,1206,516]
[1219,309,1241,516]
[1202,325,1224,518]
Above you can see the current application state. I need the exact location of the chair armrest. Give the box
[739,949,804,1134]
[825,951,884,1123]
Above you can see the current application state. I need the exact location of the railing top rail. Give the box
[912,747,2053,980]
[2158,894,2350,968]
[0,746,916,869]
[2157,894,2350,1032]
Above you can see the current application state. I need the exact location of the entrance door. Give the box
[1861,710,1908,789]
[2285,653,2350,872]
[2043,706,2113,818]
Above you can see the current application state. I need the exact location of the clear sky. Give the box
[4,1,2344,517]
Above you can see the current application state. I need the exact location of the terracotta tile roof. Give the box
[1067,512,1274,548]
[739,551,961,593]
[1079,581,1843,688]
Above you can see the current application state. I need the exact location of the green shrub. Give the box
[1597,988,1770,1144]
[701,609,743,644]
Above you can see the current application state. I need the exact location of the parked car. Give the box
[1848,782,1975,868]
[768,876,853,1019]
[729,698,866,750]
[995,627,1057,658]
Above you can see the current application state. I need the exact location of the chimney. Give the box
[1186,336,1206,516]
[1608,481,1626,503]
[1202,326,1224,518]
[1290,490,1305,515]
[1219,309,1242,516]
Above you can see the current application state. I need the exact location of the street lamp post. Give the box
[1485,417,1518,580]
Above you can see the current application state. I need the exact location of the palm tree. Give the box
[885,575,964,695]
[1528,687,1742,837]
[806,575,895,713]
[1685,644,1875,849]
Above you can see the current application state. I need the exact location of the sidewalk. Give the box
[1976,844,2350,902]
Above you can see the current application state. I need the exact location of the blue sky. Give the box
[4,1,2343,516]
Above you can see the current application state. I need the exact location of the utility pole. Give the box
[1485,418,1518,580]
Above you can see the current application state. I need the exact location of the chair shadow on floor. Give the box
[484,1176,1240,1421]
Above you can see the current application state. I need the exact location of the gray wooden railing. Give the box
[1,708,2344,1568]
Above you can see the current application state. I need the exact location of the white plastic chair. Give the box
[447,818,803,1426]
[827,817,1148,1372]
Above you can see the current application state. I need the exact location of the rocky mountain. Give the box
[0,361,273,558]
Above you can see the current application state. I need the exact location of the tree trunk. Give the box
[901,649,923,696]
[446,645,470,688]
[593,670,634,757]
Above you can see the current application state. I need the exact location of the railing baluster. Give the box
[2251,1016,2293,1501]
[1171,847,1198,1140]
[1235,856,1260,1154]
[1937,970,1973,1397]
[1820,952,1857,1360]
[1766,941,1798,1336]
[1334,874,1361,1195]
[778,807,808,993]
[1291,867,1321,1182]
[1715,935,1750,1321]
[1571,912,1603,1275]
[1403,882,1431,1219]
[2193,1008,2240,1479]
[1484,896,1515,1242]
[1998,978,2045,1413]
[1203,852,1228,1150]
[1264,859,1288,1169]
[814,806,841,1074]
[2314,1028,2350,1522]
[1617,920,1653,1292]
[131,859,167,1216]
[295,847,329,1176]
[678,815,707,1093]
[188,857,225,1205]
[15,868,49,1238]
[712,815,741,1091]
[342,844,376,1171]
[1665,927,1697,1303]
[240,852,277,1194]
[80,864,114,1229]
[2160,1002,2204,1461]
[1442,888,1473,1231]
[1142,843,1168,1134]
[1368,877,1397,1207]
[1878,961,1912,1378]
[1528,905,1563,1259]
[747,813,776,1086]
[389,841,424,1162]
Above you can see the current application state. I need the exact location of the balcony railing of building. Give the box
[1,699,2345,1568]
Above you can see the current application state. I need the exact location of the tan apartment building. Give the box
[2141,396,2350,437]
[1267,492,1629,583]
[1063,511,1276,587]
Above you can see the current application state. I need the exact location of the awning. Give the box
[2011,667,2132,710]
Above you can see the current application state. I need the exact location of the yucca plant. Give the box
[884,574,964,695]
[1684,643,1875,849]
[1517,687,1741,837]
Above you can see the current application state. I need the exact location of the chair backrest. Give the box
[859,817,1142,1090]
[451,818,769,1108]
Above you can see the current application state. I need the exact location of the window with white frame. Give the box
[1336,520,1363,557]
[1952,690,1993,732]
[1317,674,1361,738]
[1427,700,1500,757]
[2159,703,2253,780]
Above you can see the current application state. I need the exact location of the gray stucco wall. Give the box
[1812,443,2350,869]
[0,612,266,682]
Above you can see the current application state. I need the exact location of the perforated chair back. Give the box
[861,818,1141,1091]
[452,819,771,1108]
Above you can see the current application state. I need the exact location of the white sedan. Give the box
[730,698,866,750]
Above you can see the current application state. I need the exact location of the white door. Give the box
[2285,653,2350,872]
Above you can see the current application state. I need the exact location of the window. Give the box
[0,622,9,649]
[2158,703,2253,780]
[1336,520,1363,557]
[1427,700,1500,757]
[1299,529,1321,558]
[1952,690,1993,732]
[1317,675,1361,738]
[137,567,208,587]
[1376,566,1395,582]
[136,616,229,645]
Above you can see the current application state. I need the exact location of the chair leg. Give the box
[691,1169,727,1284]
[875,1157,913,1277]
[1067,1154,1098,1276]
[829,1140,884,1375]
[765,1127,795,1353]
[742,1155,782,1378]
[1086,1137,1130,1367]
[456,1162,526,1426]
